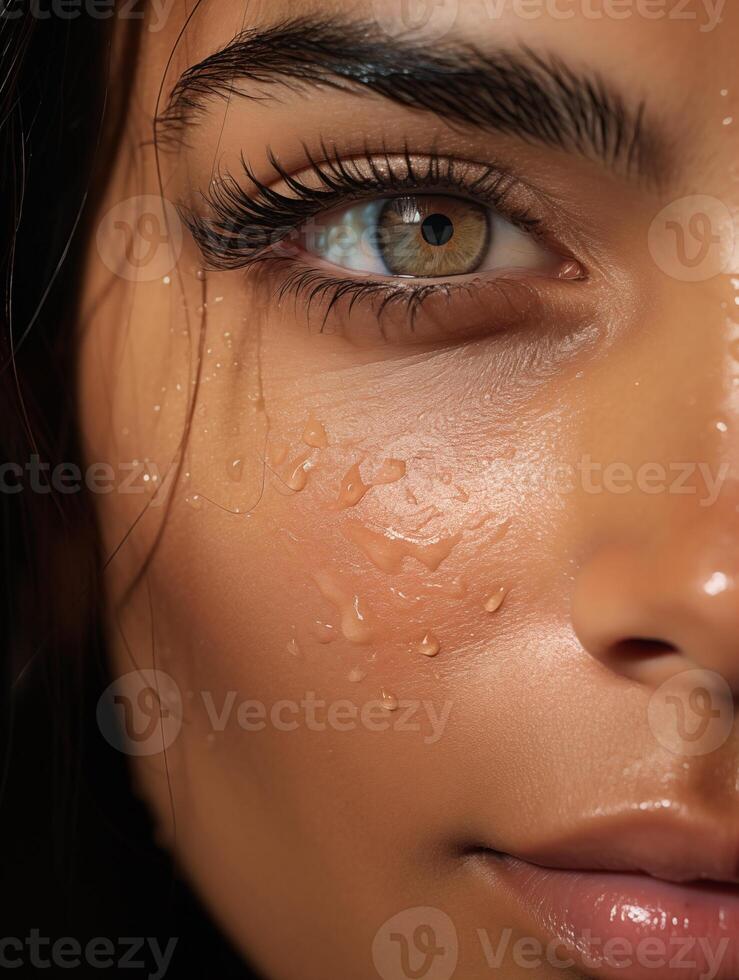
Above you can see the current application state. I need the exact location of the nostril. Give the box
[609,638,679,662]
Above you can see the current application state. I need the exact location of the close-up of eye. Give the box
[303,193,557,278]
[2,3,739,980]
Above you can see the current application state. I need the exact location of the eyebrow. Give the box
[156,16,666,183]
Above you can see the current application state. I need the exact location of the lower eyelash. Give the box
[249,253,543,337]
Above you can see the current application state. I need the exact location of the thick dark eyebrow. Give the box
[156,16,666,183]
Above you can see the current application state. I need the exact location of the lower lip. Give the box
[480,854,739,980]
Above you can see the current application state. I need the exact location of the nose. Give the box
[572,511,739,695]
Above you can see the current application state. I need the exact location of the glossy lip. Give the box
[506,811,739,884]
[472,811,739,980]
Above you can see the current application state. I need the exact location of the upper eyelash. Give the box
[179,143,543,271]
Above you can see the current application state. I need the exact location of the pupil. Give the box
[421,213,454,247]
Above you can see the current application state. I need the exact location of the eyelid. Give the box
[180,146,581,274]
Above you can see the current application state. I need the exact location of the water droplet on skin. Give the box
[186,494,203,510]
[228,457,244,481]
[418,633,440,657]
[723,116,734,126]
[313,570,374,644]
[714,419,729,434]
[371,458,407,485]
[311,621,336,644]
[196,269,206,281]
[484,587,507,614]
[336,463,369,509]
[559,260,584,280]
[286,638,302,657]
[348,668,366,683]
[344,521,462,574]
[380,688,399,711]
[286,451,314,492]
[162,275,171,285]
[153,404,161,413]
[302,416,328,449]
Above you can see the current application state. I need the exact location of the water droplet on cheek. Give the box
[228,457,244,482]
[336,463,369,509]
[311,621,336,644]
[344,522,462,574]
[286,452,314,492]
[313,570,375,645]
[185,494,203,510]
[302,416,328,449]
[380,687,399,711]
[286,638,302,658]
[371,458,407,485]
[342,594,373,644]
[348,668,366,683]
[484,587,507,614]
[417,633,441,657]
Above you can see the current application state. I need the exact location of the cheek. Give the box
[85,267,587,715]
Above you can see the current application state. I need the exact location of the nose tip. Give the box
[572,544,739,694]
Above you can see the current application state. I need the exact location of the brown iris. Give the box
[377,195,490,277]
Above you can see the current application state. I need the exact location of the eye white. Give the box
[304,198,553,278]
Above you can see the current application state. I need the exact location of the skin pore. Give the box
[79,2,738,978]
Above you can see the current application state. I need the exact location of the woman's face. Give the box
[80,2,739,978]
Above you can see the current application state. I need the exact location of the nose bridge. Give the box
[569,273,739,530]
[568,277,739,692]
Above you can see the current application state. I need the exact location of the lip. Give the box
[473,812,739,980]
[510,811,739,884]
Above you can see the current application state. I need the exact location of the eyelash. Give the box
[180,145,580,328]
